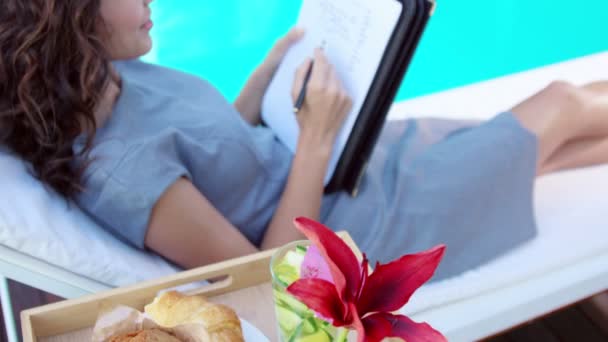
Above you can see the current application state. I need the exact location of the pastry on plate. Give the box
[109,328,182,341]
[145,291,244,342]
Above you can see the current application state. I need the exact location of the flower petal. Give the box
[348,302,366,342]
[287,278,348,325]
[362,313,447,342]
[359,312,391,342]
[294,217,361,301]
[301,245,334,283]
[357,245,446,314]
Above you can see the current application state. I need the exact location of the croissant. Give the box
[144,291,244,342]
[109,328,182,342]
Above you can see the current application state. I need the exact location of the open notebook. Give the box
[262,0,434,195]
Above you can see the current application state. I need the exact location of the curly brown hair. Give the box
[0,0,111,199]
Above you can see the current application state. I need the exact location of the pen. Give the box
[293,61,314,114]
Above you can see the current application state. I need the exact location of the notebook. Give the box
[262,0,435,196]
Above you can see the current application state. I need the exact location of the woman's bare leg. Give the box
[509,80,608,173]
[540,135,608,175]
[533,81,608,175]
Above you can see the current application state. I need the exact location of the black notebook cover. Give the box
[325,0,435,196]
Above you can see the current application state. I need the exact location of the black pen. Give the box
[293,61,314,113]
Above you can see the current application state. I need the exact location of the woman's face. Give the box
[100,0,154,60]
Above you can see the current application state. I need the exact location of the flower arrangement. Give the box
[275,217,447,342]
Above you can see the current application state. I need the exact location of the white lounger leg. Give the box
[0,275,19,342]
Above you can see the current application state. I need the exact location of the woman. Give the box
[1,0,607,281]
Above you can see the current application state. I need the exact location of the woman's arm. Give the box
[233,65,272,125]
[234,28,304,125]
[144,139,332,268]
[260,49,352,249]
[145,178,258,268]
[259,135,331,249]
[145,49,350,268]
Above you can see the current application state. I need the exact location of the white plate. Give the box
[241,318,270,341]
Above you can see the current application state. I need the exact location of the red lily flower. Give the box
[287,217,448,342]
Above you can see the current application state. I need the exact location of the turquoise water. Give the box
[145,0,607,102]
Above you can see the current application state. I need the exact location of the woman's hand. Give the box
[234,27,305,125]
[292,48,353,151]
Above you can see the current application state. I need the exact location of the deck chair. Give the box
[1,51,607,342]
[392,51,608,340]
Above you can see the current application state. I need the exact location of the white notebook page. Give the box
[261,0,402,184]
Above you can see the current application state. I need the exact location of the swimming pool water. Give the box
[145,0,607,102]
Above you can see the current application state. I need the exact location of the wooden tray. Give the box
[21,232,360,342]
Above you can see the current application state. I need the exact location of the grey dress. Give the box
[74,60,537,281]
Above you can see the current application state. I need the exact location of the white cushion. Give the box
[403,163,608,314]
[0,148,180,287]
[389,51,608,121]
